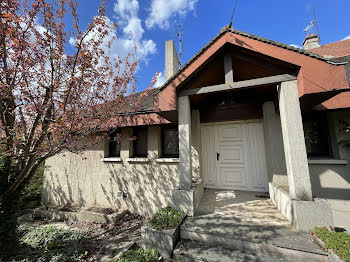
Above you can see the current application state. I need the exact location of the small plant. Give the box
[314,227,350,262]
[149,206,184,230]
[17,225,90,261]
[116,248,159,262]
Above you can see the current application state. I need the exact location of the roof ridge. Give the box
[310,38,350,50]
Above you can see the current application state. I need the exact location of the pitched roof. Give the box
[118,87,159,114]
[309,39,350,58]
[156,26,345,94]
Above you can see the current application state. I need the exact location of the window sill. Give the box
[156,158,179,163]
[126,158,149,163]
[308,158,348,165]
[102,157,121,163]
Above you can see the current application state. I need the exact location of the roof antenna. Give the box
[313,5,320,41]
[303,5,320,41]
[177,24,183,66]
[228,0,238,28]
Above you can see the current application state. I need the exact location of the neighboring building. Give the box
[43,27,350,230]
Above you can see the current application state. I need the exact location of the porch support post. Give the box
[178,95,192,190]
[262,101,287,186]
[278,80,313,201]
[224,53,234,84]
[191,110,201,182]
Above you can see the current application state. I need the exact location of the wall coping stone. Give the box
[102,157,122,162]
[156,158,179,163]
[126,158,149,163]
[308,158,348,165]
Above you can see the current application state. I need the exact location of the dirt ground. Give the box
[11,211,148,262]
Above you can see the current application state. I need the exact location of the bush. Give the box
[17,225,90,261]
[116,248,158,262]
[314,227,350,262]
[20,162,44,208]
[149,206,184,230]
[0,155,21,259]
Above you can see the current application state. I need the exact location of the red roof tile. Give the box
[309,39,350,58]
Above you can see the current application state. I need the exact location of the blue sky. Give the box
[75,0,350,91]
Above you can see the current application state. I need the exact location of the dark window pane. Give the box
[162,126,179,158]
[134,127,148,157]
[108,130,120,157]
[303,115,330,157]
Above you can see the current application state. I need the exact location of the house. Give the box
[42,26,350,231]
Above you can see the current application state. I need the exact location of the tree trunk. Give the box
[0,159,21,260]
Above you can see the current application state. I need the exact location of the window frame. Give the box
[133,126,148,158]
[107,129,121,158]
[161,125,179,158]
[302,112,332,158]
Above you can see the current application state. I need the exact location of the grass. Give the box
[14,224,90,261]
[149,206,184,230]
[115,248,158,262]
[314,227,350,262]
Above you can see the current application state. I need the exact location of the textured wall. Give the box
[308,110,350,200]
[42,126,180,217]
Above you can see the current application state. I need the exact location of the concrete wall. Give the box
[43,117,203,217]
[262,103,350,201]
[269,183,334,231]
[42,126,180,217]
[268,109,350,230]
[308,110,350,200]
[307,110,350,230]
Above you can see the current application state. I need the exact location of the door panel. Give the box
[201,120,268,192]
[201,124,216,187]
[216,124,243,142]
[219,166,249,189]
[219,144,244,163]
[246,122,269,191]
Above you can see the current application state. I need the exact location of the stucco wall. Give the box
[42,126,180,217]
[308,110,350,200]
[307,110,350,229]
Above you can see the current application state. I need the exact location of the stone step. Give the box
[173,240,296,262]
[180,225,329,262]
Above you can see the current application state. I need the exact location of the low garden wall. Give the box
[269,183,333,231]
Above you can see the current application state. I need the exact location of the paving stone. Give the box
[173,240,295,262]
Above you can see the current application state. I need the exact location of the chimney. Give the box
[303,33,320,50]
[165,40,180,81]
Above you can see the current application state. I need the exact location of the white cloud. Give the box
[145,0,198,30]
[154,72,165,87]
[289,44,303,49]
[114,0,139,20]
[113,0,157,63]
[343,35,350,40]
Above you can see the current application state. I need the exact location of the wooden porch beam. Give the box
[178,74,297,97]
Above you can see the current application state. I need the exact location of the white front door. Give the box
[201,120,268,192]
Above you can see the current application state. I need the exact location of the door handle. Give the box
[217,152,220,161]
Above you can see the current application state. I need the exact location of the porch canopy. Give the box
[154,26,350,208]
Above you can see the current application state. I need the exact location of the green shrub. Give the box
[149,206,184,230]
[116,248,158,262]
[20,162,44,207]
[18,225,90,261]
[314,227,350,262]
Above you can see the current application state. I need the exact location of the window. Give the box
[162,126,179,158]
[133,127,148,157]
[303,113,331,157]
[108,129,121,157]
